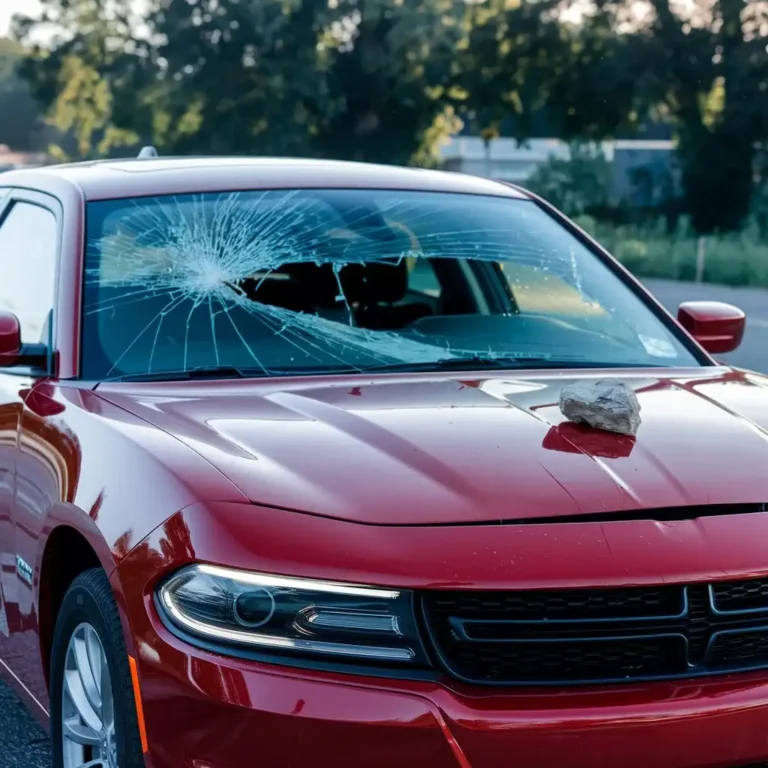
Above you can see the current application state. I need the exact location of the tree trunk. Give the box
[680,126,755,234]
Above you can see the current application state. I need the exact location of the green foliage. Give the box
[0,38,22,83]
[593,217,768,288]
[20,2,171,159]
[453,0,565,140]
[456,0,768,234]
[525,144,611,217]
[46,55,138,160]
[454,0,651,145]
[13,0,470,165]
[144,0,332,156]
[13,0,153,160]
[8,0,768,239]
[316,0,467,166]
[0,37,43,151]
[569,0,768,234]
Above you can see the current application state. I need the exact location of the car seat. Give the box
[344,260,434,330]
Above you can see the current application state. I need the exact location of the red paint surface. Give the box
[2,162,768,767]
[96,369,768,525]
[543,421,637,459]
[117,498,768,768]
[0,157,529,203]
[678,301,746,354]
[4,367,768,767]
[0,311,20,365]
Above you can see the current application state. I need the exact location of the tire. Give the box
[50,568,145,768]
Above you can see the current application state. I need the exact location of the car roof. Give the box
[0,156,530,202]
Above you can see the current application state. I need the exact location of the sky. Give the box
[0,0,41,37]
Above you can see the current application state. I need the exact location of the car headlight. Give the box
[156,564,428,666]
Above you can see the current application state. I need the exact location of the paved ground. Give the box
[0,278,766,767]
[0,679,49,767]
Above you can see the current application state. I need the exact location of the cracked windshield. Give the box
[83,189,697,379]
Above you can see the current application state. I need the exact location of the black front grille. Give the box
[421,578,768,686]
[442,635,683,683]
[710,631,768,666]
[712,579,768,613]
[427,585,681,621]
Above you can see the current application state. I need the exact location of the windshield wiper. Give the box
[103,356,656,383]
[103,365,265,382]
[359,355,652,373]
[361,355,513,373]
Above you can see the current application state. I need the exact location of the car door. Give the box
[0,190,18,648]
[0,192,59,693]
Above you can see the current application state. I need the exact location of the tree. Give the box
[0,37,43,151]
[456,0,570,142]
[559,0,768,233]
[316,0,465,166]
[14,0,468,166]
[648,0,768,233]
[145,0,465,164]
[13,0,154,160]
[144,0,334,156]
[459,0,768,233]
[452,0,651,184]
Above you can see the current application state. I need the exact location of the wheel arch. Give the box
[37,524,104,687]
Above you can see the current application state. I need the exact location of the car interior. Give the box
[238,256,510,329]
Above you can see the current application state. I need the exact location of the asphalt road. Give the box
[0,278,766,767]
[0,678,48,767]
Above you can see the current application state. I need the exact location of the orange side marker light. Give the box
[128,655,149,754]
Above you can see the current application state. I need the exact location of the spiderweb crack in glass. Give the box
[85,191,557,376]
[82,188,694,379]
[86,192,484,375]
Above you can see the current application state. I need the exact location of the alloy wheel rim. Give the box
[61,622,117,768]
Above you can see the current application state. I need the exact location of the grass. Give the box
[573,215,768,288]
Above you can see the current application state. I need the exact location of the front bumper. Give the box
[135,628,768,768]
[114,502,768,768]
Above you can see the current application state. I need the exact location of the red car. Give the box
[0,154,764,768]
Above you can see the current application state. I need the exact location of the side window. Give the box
[0,202,58,345]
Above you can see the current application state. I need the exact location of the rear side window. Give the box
[0,201,57,345]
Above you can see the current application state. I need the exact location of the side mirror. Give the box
[0,310,47,370]
[0,311,22,366]
[677,301,745,354]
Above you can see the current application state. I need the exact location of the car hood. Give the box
[96,367,768,525]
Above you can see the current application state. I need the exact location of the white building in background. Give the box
[439,136,678,207]
[440,137,573,182]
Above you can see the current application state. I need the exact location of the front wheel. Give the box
[50,568,145,768]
